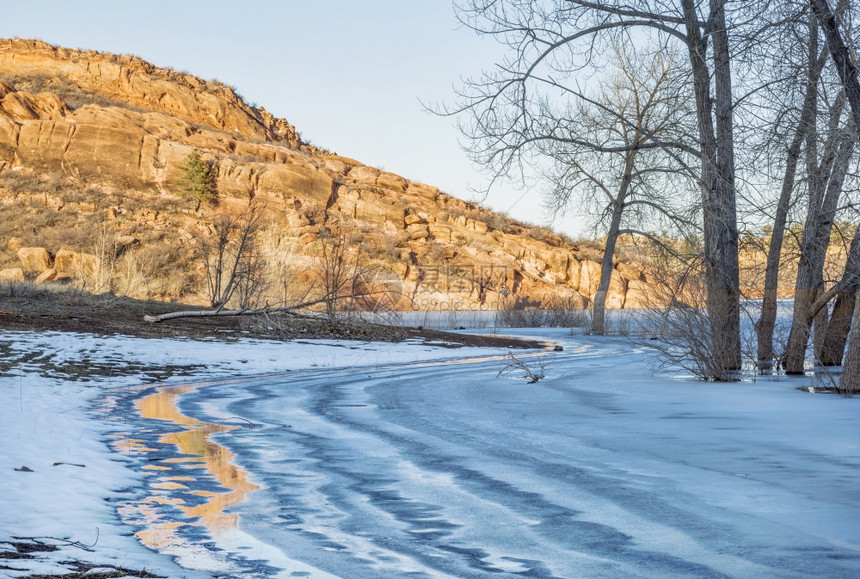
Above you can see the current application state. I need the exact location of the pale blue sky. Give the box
[1,1,583,234]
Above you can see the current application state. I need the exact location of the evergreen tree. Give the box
[176,150,217,211]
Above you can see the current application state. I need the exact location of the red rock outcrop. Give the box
[17,247,52,273]
[0,38,300,146]
[0,38,654,311]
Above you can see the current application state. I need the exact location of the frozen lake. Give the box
[101,329,860,577]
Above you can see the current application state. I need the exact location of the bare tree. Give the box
[314,226,377,318]
[776,0,859,374]
[199,205,265,309]
[681,0,744,376]
[839,292,860,395]
[811,0,860,128]
[809,0,860,393]
[783,95,853,373]
[446,0,744,377]
[541,42,697,334]
[259,220,312,308]
[754,5,832,369]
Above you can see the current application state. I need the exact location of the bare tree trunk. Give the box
[200,207,263,309]
[591,198,625,335]
[814,127,854,363]
[819,228,860,365]
[811,0,860,130]
[592,147,636,335]
[812,302,831,360]
[838,292,860,395]
[710,0,742,375]
[683,0,742,377]
[756,13,827,369]
[755,120,806,368]
[810,0,860,393]
[784,129,852,373]
[819,288,856,365]
[143,296,335,323]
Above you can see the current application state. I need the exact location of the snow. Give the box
[1,327,859,578]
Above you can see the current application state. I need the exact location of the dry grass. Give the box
[3,72,148,112]
[0,173,203,299]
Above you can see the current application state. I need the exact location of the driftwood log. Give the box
[143,297,334,323]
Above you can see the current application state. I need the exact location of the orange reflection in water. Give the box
[123,383,258,551]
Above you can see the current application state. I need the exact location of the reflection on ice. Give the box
[113,383,258,555]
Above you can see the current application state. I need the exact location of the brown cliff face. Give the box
[0,38,652,311]
[0,38,300,145]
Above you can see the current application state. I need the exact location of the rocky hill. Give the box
[0,38,651,312]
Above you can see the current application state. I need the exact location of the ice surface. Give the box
[2,327,860,578]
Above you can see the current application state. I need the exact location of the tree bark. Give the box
[683,0,742,378]
[838,292,860,395]
[819,227,860,365]
[143,296,335,323]
[591,198,626,335]
[755,113,808,368]
[811,0,860,130]
[591,147,636,334]
[819,288,856,365]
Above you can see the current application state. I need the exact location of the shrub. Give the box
[486,212,513,233]
[494,296,588,328]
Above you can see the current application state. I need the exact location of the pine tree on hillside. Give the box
[176,150,217,211]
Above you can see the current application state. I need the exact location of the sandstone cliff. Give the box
[0,38,652,312]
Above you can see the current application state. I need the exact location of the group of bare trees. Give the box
[447,0,860,388]
[145,207,390,324]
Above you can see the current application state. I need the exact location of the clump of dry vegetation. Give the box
[4,72,148,112]
[0,171,202,299]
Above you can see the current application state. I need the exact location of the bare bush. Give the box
[376,393,401,410]
[639,269,742,382]
[603,309,637,336]
[497,351,547,383]
[199,205,265,309]
[494,306,550,328]
[485,211,513,233]
[494,296,588,329]
[809,365,847,396]
[86,224,117,294]
[314,226,391,318]
[248,310,407,341]
[116,242,196,299]
[258,222,310,308]
[0,280,43,299]
[114,249,149,298]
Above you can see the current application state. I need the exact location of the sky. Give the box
[0,1,586,235]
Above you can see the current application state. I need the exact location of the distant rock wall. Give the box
[0,38,655,311]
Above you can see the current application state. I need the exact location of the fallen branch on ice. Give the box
[498,351,545,383]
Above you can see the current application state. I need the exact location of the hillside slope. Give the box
[0,38,651,311]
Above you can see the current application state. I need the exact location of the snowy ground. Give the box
[1,327,859,577]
